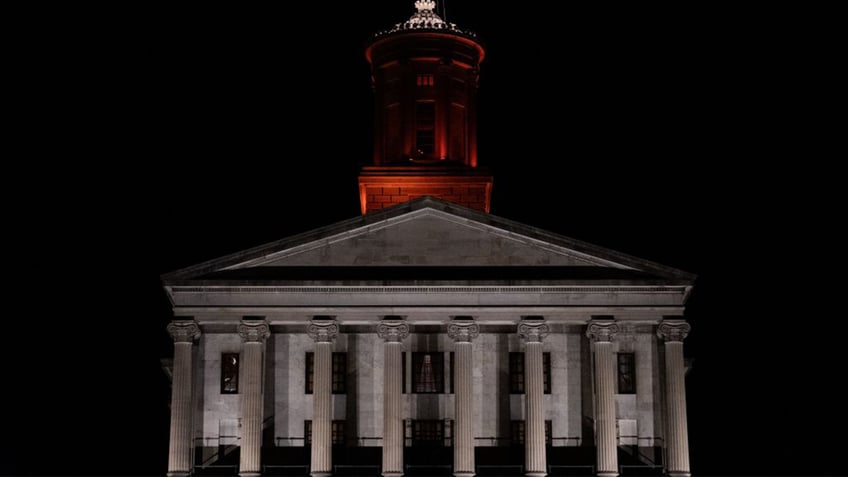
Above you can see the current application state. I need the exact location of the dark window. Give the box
[509,353,524,393]
[412,352,444,393]
[305,420,346,446]
[221,353,239,394]
[402,352,406,394]
[411,420,445,447]
[417,74,434,87]
[617,353,636,394]
[511,420,552,446]
[306,352,347,394]
[449,352,455,394]
[509,352,552,394]
[415,102,435,156]
[306,353,314,394]
[332,353,347,393]
[510,420,525,447]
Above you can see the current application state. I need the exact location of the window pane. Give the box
[305,353,314,394]
[511,420,525,446]
[332,421,345,446]
[509,353,524,394]
[415,102,436,155]
[412,420,444,447]
[617,353,636,394]
[449,352,455,394]
[543,352,551,394]
[412,352,444,393]
[221,353,239,394]
[332,353,347,393]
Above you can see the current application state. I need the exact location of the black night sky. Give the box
[5,2,843,476]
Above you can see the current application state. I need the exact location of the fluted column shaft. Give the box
[167,321,200,477]
[239,321,270,477]
[309,320,339,477]
[378,320,409,477]
[449,321,479,477]
[518,320,549,477]
[658,321,691,477]
[588,321,619,477]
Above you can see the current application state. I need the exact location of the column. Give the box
[518,318,549,477]
[166,320,201,477]
[448,318,479,477]
[308,319,339,477]
[377,318,410,477]
[238,320,271,477]
[587,321,620,477]
[657,321,692,477]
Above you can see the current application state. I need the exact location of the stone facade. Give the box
[162,198,695,477]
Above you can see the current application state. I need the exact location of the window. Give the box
[305,420,346,446]
[509,352,551,394]
[306,352,347,394]
[617,353,636,394]
[412,352,444,393]
[417,74,434,87]
[332,353,347,393]
[449,352,455,394]
[411,420,445,447]
[415,102,435,156]
[402,352,406,394]
[511,420,552,446]
[221,353,239,394]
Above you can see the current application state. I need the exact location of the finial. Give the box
[415,0,436,12]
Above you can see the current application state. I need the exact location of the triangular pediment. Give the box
[162,198,694,284]
[241,212,608,268]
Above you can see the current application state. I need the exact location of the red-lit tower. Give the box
[359,0,492,214]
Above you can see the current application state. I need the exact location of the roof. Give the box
[161,197,696,288]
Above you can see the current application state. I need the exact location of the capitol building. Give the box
[161,3,695,477]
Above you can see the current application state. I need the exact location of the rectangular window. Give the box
[306,352,347,394]
[415,102,435,156]
[412,352,444,394]
[402,352,407,394]
[332,353,347,393]
[509,353,525,393]
[511,420,552,446]
[411,420,444,447]
[305,420,346,446]
[617,353,636,394]
[449,352,455,394]
[510,420,525,447]
[417,74,434,87]
[221,353,239,394]
[509,352,552,394]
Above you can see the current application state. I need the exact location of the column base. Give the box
[166,473,189,477]
[239,473,261,477]
[454,472,475,477]
[382,472,403,477]
[526,472,547,477]
[667,473,690,477]
[597,472,618,477]
[312,473,332,477]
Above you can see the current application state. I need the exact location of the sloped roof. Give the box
[161,197,695,287]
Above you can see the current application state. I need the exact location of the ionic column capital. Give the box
[377,319,409,343]
[167,321,200,343]
[308,319,339,343]
[657,321,691,343]
[238,320,270,343]
[518,319,549,343]
[586,321,619,343]
[448,320,479,343]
